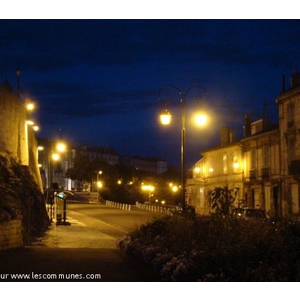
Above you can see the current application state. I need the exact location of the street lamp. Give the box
[141,184,155,203]
[158,84,209,212]
[48,141,68,224]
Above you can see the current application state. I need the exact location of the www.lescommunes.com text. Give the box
[1,272,101,280]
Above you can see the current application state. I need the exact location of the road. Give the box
[68,202,161,234]
[0,200,163,282]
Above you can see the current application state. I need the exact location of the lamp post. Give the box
[158,85,209,212]
[48,141,68,224]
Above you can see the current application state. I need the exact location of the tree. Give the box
[207,186,239,215]
[65,152,110,184]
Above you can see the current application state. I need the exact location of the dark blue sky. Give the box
[1,19,300,167]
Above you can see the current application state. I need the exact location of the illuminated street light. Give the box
[52,153,60,161]
[195,113,208,126]
[26,102,35,111]
[160,109,172,125]
[47,141,68,224]
[158,84,209,212]
[97,181,103,189]
[171,185,179,193]
[56,142,66,152]
[141,184,155,203]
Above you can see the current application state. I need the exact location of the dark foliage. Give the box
[207,186,239,215]
[117,214,300,281]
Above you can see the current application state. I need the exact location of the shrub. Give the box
[117,214,300,281]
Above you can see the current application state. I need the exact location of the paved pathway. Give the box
[0,214,160,282]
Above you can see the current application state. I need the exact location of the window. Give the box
[233,155,239,172]
[223,154,227,174]
[288,139,295,163]
[250,148,256,170]
[262,145,269,168]
[287,103,295,128]
[209,157,213,173]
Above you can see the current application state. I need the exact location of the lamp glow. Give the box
[52,153,60,161]
[97,181,103,188]
[195,113,207,126]
[26,103,35,111]
[160,110,171,125]
[56,143,66,152]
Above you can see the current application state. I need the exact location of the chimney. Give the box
[243,114,251,137]
[221,126,234,146]
[290,68,300,88]
[221,126,229,146]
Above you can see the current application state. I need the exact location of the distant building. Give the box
[37,139,169,191]
[120,155,167,174]
[79,145,119,165]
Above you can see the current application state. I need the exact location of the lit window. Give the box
[223,154,227,174]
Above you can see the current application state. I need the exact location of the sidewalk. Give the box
[0,214,160,282]
[31,214,118,249]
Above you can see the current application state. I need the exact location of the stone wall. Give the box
[0,219,23,250]
[0,86,42,191]
[0,87,27,164]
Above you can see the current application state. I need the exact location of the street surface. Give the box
[0,199,163,282]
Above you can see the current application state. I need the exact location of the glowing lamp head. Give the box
[195,113,208,126]
[160,110,171,125]
[97,181,103,188]
[26,103,35,111]
[56,143,66,152]
[52,153,60,161]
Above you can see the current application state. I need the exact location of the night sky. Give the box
[1,19,300,168]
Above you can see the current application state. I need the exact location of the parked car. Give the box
[231,207,269,221]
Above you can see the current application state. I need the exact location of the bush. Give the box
[117,215,300,281]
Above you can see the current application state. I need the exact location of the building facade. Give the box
[242,119,280,216]
[187,69,300,219]
[277,68,300,216]
[186,127,244,215]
